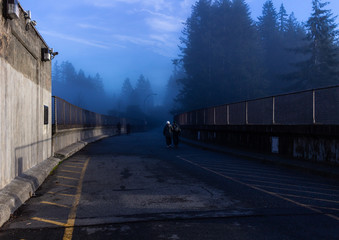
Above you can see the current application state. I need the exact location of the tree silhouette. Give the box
[301,0,339,88]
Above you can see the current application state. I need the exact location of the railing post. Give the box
[272,96,275,124]
[204,109,206,125]
[54,96,58,133]
[313,90,316,124]
[213,107,216,125]
[227,105,230,125]
[245,101,248,124]
[69,103,71,126]
[63,100,65,127]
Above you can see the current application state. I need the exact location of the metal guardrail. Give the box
[52,96,143,133]
[175,85,339,126]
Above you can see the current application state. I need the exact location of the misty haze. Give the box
[1,0,339,239]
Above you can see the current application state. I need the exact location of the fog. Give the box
[52,61,174,125]
[52,0,339,126]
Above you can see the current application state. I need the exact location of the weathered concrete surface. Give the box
[0,133,113,227]
[53,134,112,160]
[52,127,117,154]
[0,0,52,189]
[0,57,52,188]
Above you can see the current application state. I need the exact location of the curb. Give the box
[0,157,61,227]
[0,134,111,227]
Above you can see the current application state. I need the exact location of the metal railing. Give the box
[176,85,339,126]
[52,96,124,132]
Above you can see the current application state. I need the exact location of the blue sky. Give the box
[23,0,339,100]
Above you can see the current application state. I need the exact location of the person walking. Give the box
[172,121,181,147]
[163,121,173,148]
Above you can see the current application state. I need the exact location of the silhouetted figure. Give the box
[172,121,181,147]
[163,121,173,148]
[117,122,121,135]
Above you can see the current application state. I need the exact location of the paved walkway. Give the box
[1,132,339,229]
[1,130,339,239]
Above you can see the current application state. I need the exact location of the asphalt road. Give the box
[1,129,339,240]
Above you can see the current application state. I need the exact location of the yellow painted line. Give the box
[41,201,71,208]
[60,170,82,174]
[177,155,339,222]
[68,161,85,165]
[63,157,90,240]
[58,176,80,181]
[31,217,68,227]
[48,192,76,197]
[57,183,78,188]
[66,163,84,166]
[64,165,83,169]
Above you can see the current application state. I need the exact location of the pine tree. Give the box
[177,0,265,110]
[258,0,286,94]
[93,73,104,92]
[306,0,339,88]
[52,61,61,83]
[178,0,213,110]
[164,67,185,113]
[258,0,278,43]
[292,0,339,89]
[60,61,77,83]
[119,78,134,111]
[134,75,154,112]
[278,4,288,33]
[282,12,308,91]
[227,0,266,100]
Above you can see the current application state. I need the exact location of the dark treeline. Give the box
[168,0,339,113]
[52,62,167,124]
[112,75,172,125]
[52,61,111,114]
[111,75,156,120]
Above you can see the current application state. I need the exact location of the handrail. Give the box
[175,85,339,126]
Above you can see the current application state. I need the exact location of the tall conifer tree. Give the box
[301,0,339,88]
[258,0,283,94]
[278,4,288,33]
[178,0,213,110]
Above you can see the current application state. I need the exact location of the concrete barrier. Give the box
[52,126,117,154]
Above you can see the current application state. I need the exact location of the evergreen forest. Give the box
[52,0,339,123]
[170,0,339,113]
[52,61,159,121]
